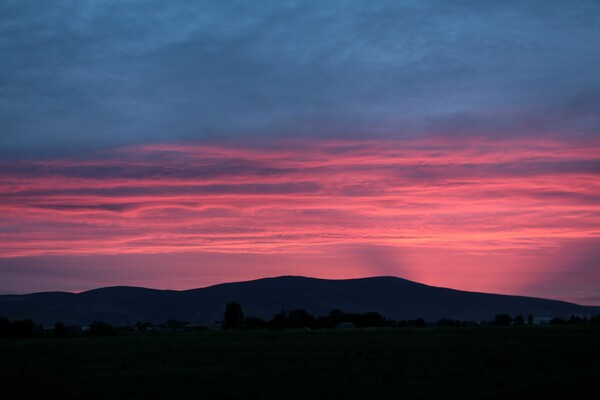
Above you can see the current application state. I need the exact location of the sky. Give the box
[1,1,599,304]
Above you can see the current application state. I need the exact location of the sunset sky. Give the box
[1,1,599,304]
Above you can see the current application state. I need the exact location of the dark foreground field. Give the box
[1,327,599,400]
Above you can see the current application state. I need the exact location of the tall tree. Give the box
[494,314,512,326]
[54,321,67,337]
[223,302,244,329]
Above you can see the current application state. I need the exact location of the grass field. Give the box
[1,326,599,399]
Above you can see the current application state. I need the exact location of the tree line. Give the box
[223,302,406,329]
[223,302,600,330]
[492,313,599,326]
[0,317,36,337]
[0,317,118,338]
[2,307,599,338]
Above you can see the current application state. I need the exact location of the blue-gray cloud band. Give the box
[1,0,599,159]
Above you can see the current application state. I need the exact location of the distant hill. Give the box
[0,276,597,326]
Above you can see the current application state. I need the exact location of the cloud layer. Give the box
[1,1,600,158]
[1,137,598,302]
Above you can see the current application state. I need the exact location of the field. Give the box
[1,326,599,400]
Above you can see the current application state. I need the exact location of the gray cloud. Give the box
[1,0,599,159]
[3,181,322,199]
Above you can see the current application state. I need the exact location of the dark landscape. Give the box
[1,276,598,327]
[1,326,599,400]
[2,275,599,399]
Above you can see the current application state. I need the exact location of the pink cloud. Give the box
[0,137,598,302]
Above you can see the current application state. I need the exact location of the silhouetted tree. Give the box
[315,309,344,329]
[287,309,316,328]
[54,321,67,337]
[328,309,343,324]
[527,314,534,325]
[223,302,244,329]
[494,314,512,326]
[355,312,389,328]
[270,310,291,329]
[11,319,35,337]
[513,315,525,326]
[88,321,115,336]
[0,317,9,337]
[165,319,187,330]
[549,317,565,325]
[413,318,426,328]
[438,318,463,327]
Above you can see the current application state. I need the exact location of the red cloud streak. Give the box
[1,137,599,302]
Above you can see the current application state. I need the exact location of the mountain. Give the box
[0,276,597,326]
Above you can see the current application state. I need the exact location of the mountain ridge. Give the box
[1,275,597,326]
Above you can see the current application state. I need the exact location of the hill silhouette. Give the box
[0,276,597,326]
